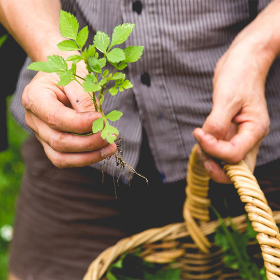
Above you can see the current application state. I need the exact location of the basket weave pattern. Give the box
[84,144,280,280]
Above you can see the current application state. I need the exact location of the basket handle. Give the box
[183,144,280,279]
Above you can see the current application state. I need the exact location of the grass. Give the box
[0,96,28,280]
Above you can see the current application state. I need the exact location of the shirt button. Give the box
[132,1,142,15]
[141,73,151,87]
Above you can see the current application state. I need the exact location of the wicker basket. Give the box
[84,144,280,280]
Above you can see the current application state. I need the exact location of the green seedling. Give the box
[27,10,147,185]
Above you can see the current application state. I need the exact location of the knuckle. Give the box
[22,85,32,109]
[77,97,95,111]
[46,111,59,129]
[49,134,65,152]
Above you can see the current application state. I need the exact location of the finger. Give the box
[36,134,117,168]
[193,120,267,163]
[196,145,231,184]
[24,88,102,134]
[27,114,109,153]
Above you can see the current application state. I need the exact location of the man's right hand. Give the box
[22,69,117,168]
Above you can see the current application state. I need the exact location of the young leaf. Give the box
[99,93,105,105]
[112,72,125,81]
[117,61,127,70]
[106,110,123,122]
[59,10,79,40]
[123,45,144,63]
[92,118,104,133]
[85,73,98,83]
[110,23,135,48]
[98,79,107,86]
[57,40,79,51]
[81,45,96,59]
[83,80,101,93]
[88,57,102,73]
[27,61,54,73]
[94,31,110,54]
[109,87,118,96]
[99,58,106,68]
[66,54,82,64]
[103,70,109,77]
[101,123,119,143]
[122,80,133,89]
[57,69,74,86]
[76,26,89,49]
[107,48,125,63]
[106,134,117,144]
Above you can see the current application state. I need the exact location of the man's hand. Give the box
[192,0,280,183]
[23,67,116,168]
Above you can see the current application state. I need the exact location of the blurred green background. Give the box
[0,96,28,279]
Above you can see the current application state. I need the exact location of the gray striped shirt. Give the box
[10,0,280,184]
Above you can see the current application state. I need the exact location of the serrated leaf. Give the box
[124,45,144,63]
[57,69,74,86]
[27,61,54,73]
[94,31,110,53]
[76,26,88,49]
[109,87,118,96]
[81,45,96,60]
[106,110,123,122]
[122,80,133,89]
[27,55,68,73]
[83,79,101,93]
[110,23,135,48]
[107,48,125,63]
[47,55,68,73]
[112,72,125,81]
[57,40,79,51]
[88,57,101,73]
[59,10,79,40]
[92,118,104,133]
[85,73,98,83]
[66,54,82,64]
[99,58,106,68]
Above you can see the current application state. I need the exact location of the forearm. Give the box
[230,0,280,80]
[0,0,64,61]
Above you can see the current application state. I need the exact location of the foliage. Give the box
[28,10,144,144]
[0,96,28,280]
[106,251,181,280]
[0,35,7,48]
[212,206,267,280]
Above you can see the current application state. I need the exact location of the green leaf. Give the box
[117,61,127,70]
[103,70,109,77]
[98,79,107,86]
[27,55,67,74]
[81,45,96,60]
[0,34,7,48]
[110,23,135,48]
[27,61,54,73]
[99,94,105,105]
[83,80,101,93]
[85,73,98,83]
[88,57,102,73]
[57,40,79,51]
[109,87,118,96]
[76,26,88,49]
[107,48,125,63]
[94,31,110,53]
[71,63,77,75]
[57,69,74,86]
[66,54,82,64]
[99,58,106,68]
[101,124,119,143]
[92,118,104,133]
[122,80,133,89]
[112,72,125,81]
[59,10,79,40]
[124,45,144,63]
[106,110,123,122]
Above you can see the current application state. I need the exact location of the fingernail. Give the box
[101,145,115,157]
[204,161,213,173]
